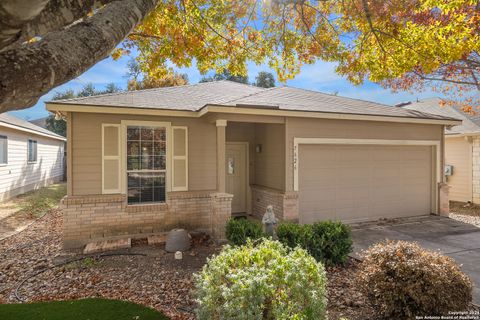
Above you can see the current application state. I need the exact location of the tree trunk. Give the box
[0,0,158,112]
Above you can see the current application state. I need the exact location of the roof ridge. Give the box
[223,85,276,105]
[279,85,393,107]
[49,80,265,104]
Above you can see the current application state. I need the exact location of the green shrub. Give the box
[225,218,265,245]
[277,220,352,265]
[195,239,327,320]
[276,222,310,248]
[357,241,473,319]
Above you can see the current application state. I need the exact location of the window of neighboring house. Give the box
[27,139,37,163]
[0,135,7,165]
[126,126,166,204]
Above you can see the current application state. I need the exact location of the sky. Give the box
[9,54,440,121]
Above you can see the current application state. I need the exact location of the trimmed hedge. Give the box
[225,218,265,246]
[277,220,352,265]
[357,241,472,319]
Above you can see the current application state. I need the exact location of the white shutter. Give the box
[172,126,188,191]
[102,124,121,194]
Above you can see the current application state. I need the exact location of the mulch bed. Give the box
[450,201,480,217]
[0,209,374,319]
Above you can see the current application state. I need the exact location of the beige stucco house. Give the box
[0,113,65,201]
[405,98,480,204]
[46,81,460,248]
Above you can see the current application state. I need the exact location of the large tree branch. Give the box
[0,0,49,49]
[0,0,158,112]
[1,0,119,52]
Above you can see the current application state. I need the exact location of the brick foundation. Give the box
[61,191,232,248]
[251,185,298,221]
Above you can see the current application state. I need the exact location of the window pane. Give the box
[141,141,153,156]
[154,156,166,170]
[127,156,140,170]
[128,188,141,203]
[127,127,139,140]
[153,142,166,156]
[127,141,140,156]
[0,136,7,164]
[141,127,153,140]
[141,156,153,170]
[154,128,166,141]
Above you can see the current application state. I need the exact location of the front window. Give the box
[27,139,37,163]
[126,126,166,204]
[0,135,7,164]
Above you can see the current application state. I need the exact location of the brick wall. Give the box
[473,137,480,204]
[61,191,232,248]
[251,185,298,222]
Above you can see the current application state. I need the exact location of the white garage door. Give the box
[299,144,433,224]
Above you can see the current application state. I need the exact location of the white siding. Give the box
[0,126,64,201]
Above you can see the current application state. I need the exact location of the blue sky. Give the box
[10,54,439,121]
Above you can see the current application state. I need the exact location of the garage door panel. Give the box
[299,144,433,224]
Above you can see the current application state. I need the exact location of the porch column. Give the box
[216,119,227,192]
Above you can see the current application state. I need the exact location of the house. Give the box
[0,113,66,201]
[404,98,480,204]
[29,116,48,128]
[45,81,461,248]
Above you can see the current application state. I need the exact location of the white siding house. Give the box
[0,113,66,201]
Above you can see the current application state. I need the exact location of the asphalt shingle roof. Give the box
[403,98,479,134]
[49,80,459,121]
[0,113,65,140]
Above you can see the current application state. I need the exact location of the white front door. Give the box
[226,143,247,213]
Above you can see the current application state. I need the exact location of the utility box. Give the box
[445,165,453,176]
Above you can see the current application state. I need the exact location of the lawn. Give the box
[0,298,169,320]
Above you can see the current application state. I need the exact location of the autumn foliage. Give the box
[116,0,479,109]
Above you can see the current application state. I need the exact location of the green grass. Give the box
[0,298,169,320]
[17,183,67,217]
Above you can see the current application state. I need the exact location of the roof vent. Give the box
[394,101,412,108]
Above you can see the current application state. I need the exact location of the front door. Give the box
[226,143,247,213]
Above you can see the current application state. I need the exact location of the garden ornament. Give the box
[262,205,278,237]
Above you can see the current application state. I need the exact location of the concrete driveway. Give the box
[351,215,480,304]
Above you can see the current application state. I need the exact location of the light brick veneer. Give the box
[61,191,232,248]
[251,185,299,222]
[473,137,480,204]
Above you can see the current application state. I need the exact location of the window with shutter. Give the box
[172,126,188,191]
[102,124,121,194]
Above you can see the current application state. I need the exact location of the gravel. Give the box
[0,209,374,319]
[449,213,480,227]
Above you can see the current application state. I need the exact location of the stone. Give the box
[83,238,131,254]
[165,229,191,252]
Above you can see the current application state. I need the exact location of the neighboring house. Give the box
[46,81,460,248]
[404,98,480,204]
[0,113,66,201]
[29,116,48,128]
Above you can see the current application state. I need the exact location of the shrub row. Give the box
[225,218,352,266]
[277,221,352,265]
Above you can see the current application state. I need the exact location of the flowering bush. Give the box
[357,241,472,319]
[195,239,327,320]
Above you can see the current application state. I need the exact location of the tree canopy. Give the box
[0,0,478,112]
